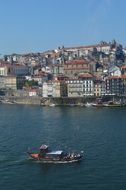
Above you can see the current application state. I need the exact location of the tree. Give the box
[24,80,38,88]
[4,55,8,61]
[115,44,125,63]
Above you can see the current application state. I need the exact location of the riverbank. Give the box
[1,95,126,106]
[1,96,93,106]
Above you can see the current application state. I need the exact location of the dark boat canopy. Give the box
[39,144,48,150]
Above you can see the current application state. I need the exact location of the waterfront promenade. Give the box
[1,95,126,106]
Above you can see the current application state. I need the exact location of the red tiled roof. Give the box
[0,60,9,65]
[66,78,84,81]
[121,75,126,79]
[79,73,93,78]
[0,63,12,68]
[28,89,38,92]
[120,65,126,69]
[108,75,126,79]
[0,63,26,68]
[64,67,89,70]
[108,76,121,79]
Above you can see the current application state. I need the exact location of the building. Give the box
[108,66,121,77]
[94,80,106,97]
[79,73,94,97]
[28,89,38,96]
[42,81,53,97]
[12,64,29,76]
[64,43,111,55]
[52,80,61,97]
[105,76,124,96]
[0,64,11,76]
[51,64,64,77]
[64,59,90,78]
[42,80,61,97]
[0,76,6,89]
[66,73,94,97]
[66,79,83,97]
[0,63,29,76]
[121,65,126,75]
[0,76,25,90]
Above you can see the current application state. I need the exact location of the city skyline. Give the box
[0,0,126,55]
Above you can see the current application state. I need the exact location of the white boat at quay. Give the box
[49,103,56,107]
[84,102,93,107]
[1,99,15,104]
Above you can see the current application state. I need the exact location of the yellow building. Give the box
[5,76,17,90]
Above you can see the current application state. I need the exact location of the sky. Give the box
[0,0,126,55]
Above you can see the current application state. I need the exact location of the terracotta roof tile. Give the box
[79,73,93,78]
[65,59,88,65]
[108,76,121,79]
[121,65,126,69]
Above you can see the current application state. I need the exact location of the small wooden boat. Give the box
[28,144,83,163]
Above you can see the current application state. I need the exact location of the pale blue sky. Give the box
[0,0,125,55]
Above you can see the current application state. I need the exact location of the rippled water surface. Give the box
[0,104,126,190]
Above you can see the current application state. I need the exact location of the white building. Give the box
[66,79,83,97]
[42,80,61,97]
[79,73,94,97]
[108,66,121,77]
[42,81,53,97]
[83,79,94,96]
[0,65,9,76]
[66,73,94,97]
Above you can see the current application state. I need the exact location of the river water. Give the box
[0,104,126,190]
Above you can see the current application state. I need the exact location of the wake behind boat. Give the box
[27,144,83,163]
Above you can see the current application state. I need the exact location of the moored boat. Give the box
[92,103,104,107]
[28,144,83,163]
[1,99,15,104]
[84,102,92,107]
[103,101,125,107]
[49,103,56,107]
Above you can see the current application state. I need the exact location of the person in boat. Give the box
[38,144,49,158]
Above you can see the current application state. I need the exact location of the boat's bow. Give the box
[27,151,39,160]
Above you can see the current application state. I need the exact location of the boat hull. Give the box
[34,159,80,164]
[28,153,82,163]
